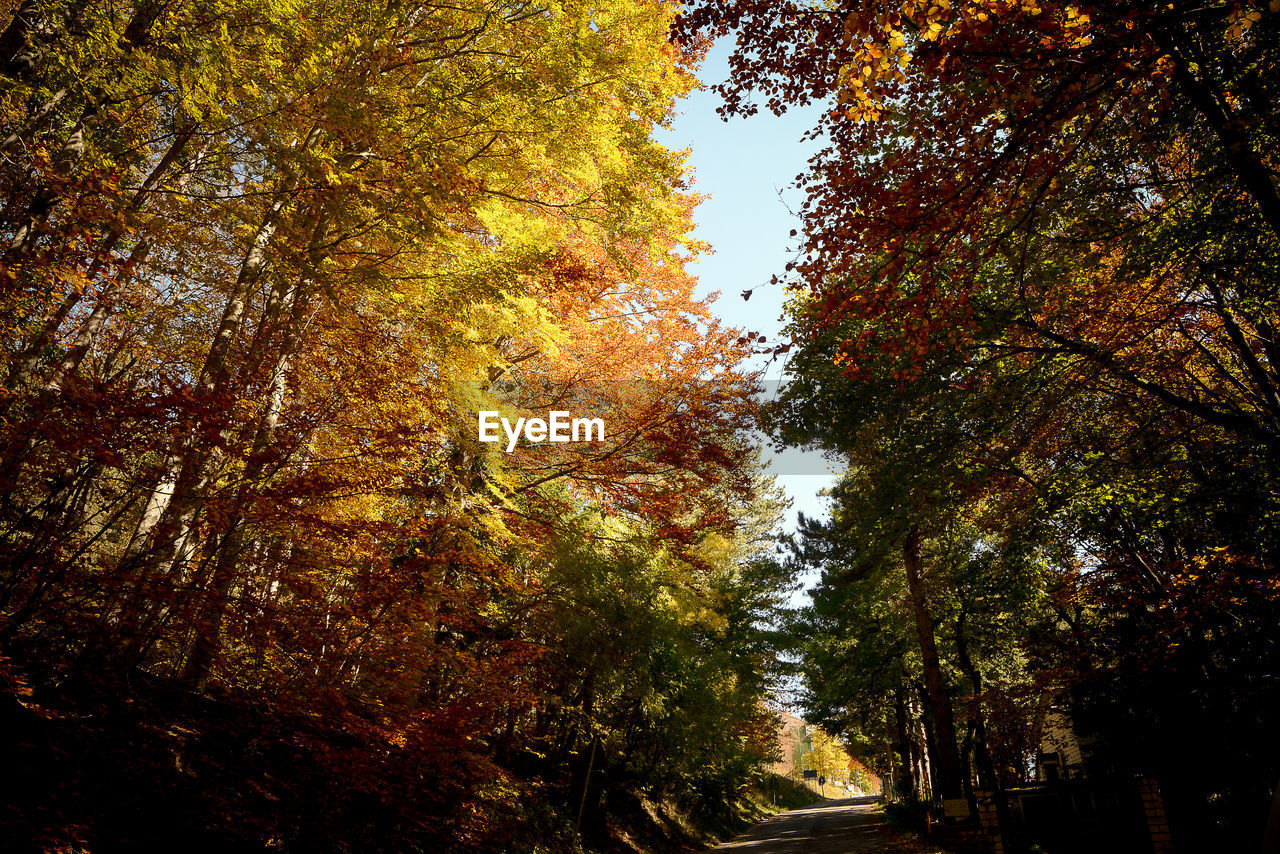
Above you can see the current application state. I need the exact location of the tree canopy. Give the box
[675,0,1280,847]
[0,2,797,850]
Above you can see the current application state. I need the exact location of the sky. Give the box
[655,40,840,533]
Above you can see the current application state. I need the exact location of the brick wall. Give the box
[1138,776,1175,853]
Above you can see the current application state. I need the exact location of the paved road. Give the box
[712,797,889,853]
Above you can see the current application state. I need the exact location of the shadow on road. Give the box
[713,797,890,853]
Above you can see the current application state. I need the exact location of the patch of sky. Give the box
[656,39,840,540]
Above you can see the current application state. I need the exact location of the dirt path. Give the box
[711,797,893,853]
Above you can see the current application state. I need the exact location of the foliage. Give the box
[0,1,793,850]
[680,0,1280,845]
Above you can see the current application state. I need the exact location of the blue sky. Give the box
[656,40,839,532]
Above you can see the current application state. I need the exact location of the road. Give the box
[711,797,891,853]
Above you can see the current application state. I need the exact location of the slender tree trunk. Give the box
[182,233,325,686]
[893,683,917,803]
[5,123,85,255]
[955,611,1010,838]
[0,86,66,151]
[917,679,943,800]
[0,0,50,86]
[902,524,965,800]
[954,613,1001,795]
[178,196,339,686]
[124,124,321,555]
[31,125,200,390]
[3,1,167,256]
[111,128,324,667]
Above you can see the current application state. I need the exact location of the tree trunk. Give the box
[955,611,1010,837]
[180,204,331,686]
[1,1,50,85]
[123,124,321,560]
[902,524,964,800]
[111,127,324,669]
[37,125,200,390]
[3,1,168,255]
[893,682,917,803]
[1157,26,1280,244]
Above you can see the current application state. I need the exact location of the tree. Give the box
[0,2,793,850]
[808,726,853,786]
[692,0,1280,842]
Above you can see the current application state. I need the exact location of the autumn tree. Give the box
[0,1,791,850]
[687,0,1280,843]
